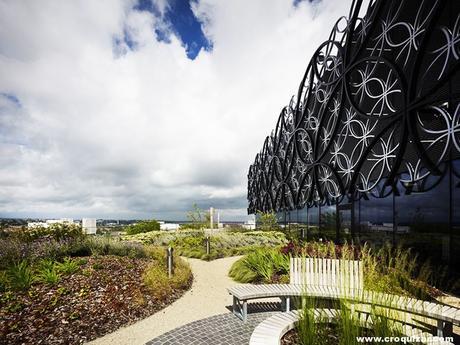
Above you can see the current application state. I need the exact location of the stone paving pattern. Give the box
[146,311,276,345]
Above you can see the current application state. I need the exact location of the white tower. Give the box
[210,207,214,229]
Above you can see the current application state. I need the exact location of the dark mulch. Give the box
[0,256,192,345]
[281,329,300,345]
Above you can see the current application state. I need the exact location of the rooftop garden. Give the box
[0,224,192,345]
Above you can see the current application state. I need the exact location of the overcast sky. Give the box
[0,0,350,221]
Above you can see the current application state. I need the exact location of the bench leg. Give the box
[280,297,291,312]
[437,320,453,337]
[232,296,248,323]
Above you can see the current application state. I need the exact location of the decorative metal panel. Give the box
[248,0,460,214]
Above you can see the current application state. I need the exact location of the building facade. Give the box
[247,0,460,265]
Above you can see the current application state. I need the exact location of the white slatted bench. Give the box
[249,310,455,345]
[229,284,460,337]
[227,258,460,337]
[229,258,363,322]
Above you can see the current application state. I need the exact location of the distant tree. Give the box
[125,220,160,235]
[185,203,210,229]
[257,211,280,231]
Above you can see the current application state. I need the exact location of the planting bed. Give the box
[0,255,192,345]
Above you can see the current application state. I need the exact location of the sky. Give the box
[0,0,351,221]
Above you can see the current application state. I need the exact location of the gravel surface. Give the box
[87,256,242,345]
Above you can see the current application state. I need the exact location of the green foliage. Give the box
[361,242,434,299]
[297,295,404,345]
[125,220,161,235]
[230,241,442,299]
[369,304,403,343]
[256,211,280,231]
[336,301,361,345]
[229,249,289,283]
[298,296,321,345]
[92,263,104,270]
[18,223,84,242]
[86,237,147,258]
[6,261,33,291]
[184,203,210,229]
[56,257,80,275]
[37,266,60,285]
[143,253,192,299]
[123,230,287,261]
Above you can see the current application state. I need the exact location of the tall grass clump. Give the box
[336,300,361,345]
[361,242,434,299]
[5,261,33,291]
[143,248,192,299]
[298,296,322,345]
[56,257,80,275]
[229,249,289,283]
[297,293,405,344]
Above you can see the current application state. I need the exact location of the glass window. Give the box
[357,192,394,246]
[395,165,450,264]
[320,204,336,241]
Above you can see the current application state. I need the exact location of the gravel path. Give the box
[87,256,241,345]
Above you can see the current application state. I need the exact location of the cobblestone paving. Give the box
[146,303,280,345]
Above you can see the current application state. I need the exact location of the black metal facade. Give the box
[248,0,460,217]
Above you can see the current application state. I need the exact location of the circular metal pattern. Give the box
[248,0,460,214]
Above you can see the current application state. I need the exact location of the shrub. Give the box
[256,211,280,231]
[184,203,210,229]
[56,257,80,275]
[228,258,258,283]
[37,266,61,285]
[298,296,322,345]
[297,295,404,345]
[122,230,288,261]
[6,261,33,291]
[229,249,289,283]
[125,220,161,235]
[17,223,84,242]
[231,241,444,299]
[0,238,29,269]
[87,237,147,258]
[143,255,192,299]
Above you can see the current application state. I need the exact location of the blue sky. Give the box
[135,0,212,59]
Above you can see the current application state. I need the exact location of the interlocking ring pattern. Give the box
[248,0,460,214]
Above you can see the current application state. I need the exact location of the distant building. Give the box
[242,216,256,230]
[82,218,97,235]
[160,222,180,231]
[28,218,74,229]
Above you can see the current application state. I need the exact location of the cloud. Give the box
[0,0,351,220]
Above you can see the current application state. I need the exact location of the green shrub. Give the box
[6,261,33,290]
[298,296,321,345]
[92,263,104,270]
[17,223,84,242]
[122,230,287,261]
[143,255,192,299]
[228,258,258,283]
[229,249,289,283]
[56,257,80,275]
[85,237,147,258]
[125,220,161,235]
[256,211,280,231]
[297,295,404,345]
[37,266,60,285]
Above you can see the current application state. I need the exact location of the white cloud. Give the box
[0,0,351,220]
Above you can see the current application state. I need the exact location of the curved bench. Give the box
[249,310,455,345]
[228,284,460,337]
